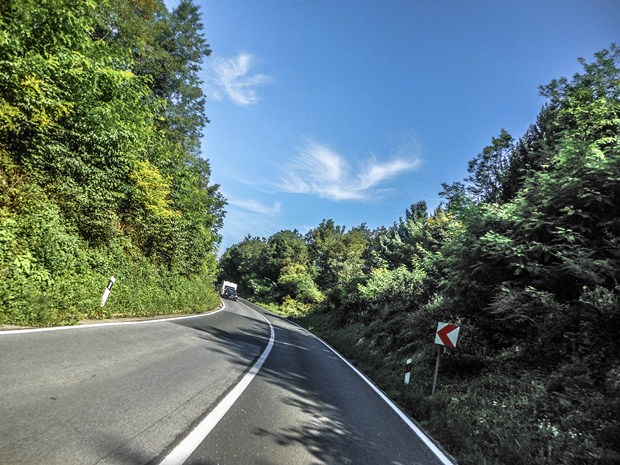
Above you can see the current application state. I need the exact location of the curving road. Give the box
[0,299,454,465]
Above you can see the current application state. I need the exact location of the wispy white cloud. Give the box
[278,139,422,201]
[228,196,282,216]
[205,52,273,106]
[358,158,420,190]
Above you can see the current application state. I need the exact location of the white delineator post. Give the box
[404,358,412,384]
[101,276,116,307]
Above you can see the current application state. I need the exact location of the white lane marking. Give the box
[0,307,225,336]
[252,303,455,465]
[159,304,275,465]
[311,336,455,465]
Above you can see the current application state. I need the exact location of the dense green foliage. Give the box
[0,0,225,326]
[220,47,620,465]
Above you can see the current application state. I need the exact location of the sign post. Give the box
[432,346,441,395]
[432,322,460,394]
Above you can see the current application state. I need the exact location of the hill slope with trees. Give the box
[0,0,225,326]
[219,46,620,465]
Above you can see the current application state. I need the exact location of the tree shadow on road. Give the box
[174,305,438,465]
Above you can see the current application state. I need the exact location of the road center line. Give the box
[159,302,275,465]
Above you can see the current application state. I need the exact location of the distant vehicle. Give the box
[220,281,238,301]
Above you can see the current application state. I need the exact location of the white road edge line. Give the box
[312,335,455,465]
[0,308,225,336]
[249,302,454,465]
[251,302,454,465]
[159,304,275,465]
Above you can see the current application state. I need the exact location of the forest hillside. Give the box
[0,0,225,326]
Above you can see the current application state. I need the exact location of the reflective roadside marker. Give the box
[435,322,460,348]
[404,358,412,384]
[101,276,116,307]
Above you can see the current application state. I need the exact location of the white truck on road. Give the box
[220,281,238,301]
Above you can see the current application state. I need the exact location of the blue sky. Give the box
[166,0,619,253]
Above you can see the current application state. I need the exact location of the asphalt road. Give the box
[0,299,453,465]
